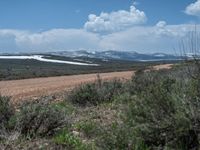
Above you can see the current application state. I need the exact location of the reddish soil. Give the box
[0,64,173,102]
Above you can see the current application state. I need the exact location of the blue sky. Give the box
[0,0,131,30]
[0,0,200,53]
[0,0,197,29]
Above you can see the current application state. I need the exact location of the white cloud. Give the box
[185,0,200,17]
[84,4,147,33]
[13,29,101,52]
[0,23,196,54]
[156,21,167,28]
[99,23,194,53]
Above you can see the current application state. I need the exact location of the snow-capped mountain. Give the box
[48,50,180,62]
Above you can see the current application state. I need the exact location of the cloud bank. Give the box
[0,23,195,54]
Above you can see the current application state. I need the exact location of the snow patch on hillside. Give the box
[0,55,99,66]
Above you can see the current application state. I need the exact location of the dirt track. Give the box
[0,64,173,102]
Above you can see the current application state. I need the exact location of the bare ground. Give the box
[0,64,173,102]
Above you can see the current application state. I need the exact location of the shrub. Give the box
[98,79,123,102]
[128,69,168,95]
[96,122,149,150]
[15,101,69,137]
[69,83,99,106]
[68,78,123,106]
[69,69,200,149]
[0,96,15,141]
[124,70,200,149]
[0,96,14,128]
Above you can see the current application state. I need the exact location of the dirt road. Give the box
[0,64,173,101]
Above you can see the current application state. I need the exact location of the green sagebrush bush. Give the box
[123,70,200,149]
[15,101,70,137]
[96,67,200,150]
[96,122,149,150]
[128,69,172,95]
[0,96,14,128]
[68,77,123,106]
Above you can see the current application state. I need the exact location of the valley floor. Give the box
[0,64,172,103]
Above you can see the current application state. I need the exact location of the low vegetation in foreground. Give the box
[1,62,200,149]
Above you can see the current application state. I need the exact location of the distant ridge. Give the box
[48,50,181,62]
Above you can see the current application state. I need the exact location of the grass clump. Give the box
[75,120,99,138]
[54,128,93,150]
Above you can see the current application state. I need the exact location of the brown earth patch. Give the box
[0,64,173,103]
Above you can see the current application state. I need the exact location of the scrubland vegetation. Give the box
[1,61,200,149]
[0,56,173,81]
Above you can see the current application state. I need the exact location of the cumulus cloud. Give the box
[0,23,196,54]
[84,4,147,33]
[185,0,200,17]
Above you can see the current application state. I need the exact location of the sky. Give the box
[0,0,200,53]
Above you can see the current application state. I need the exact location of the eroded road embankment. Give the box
[0,64,173,102]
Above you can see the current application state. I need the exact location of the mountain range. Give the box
[48,50,181,62]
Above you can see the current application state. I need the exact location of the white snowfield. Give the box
[0,55,99,66]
